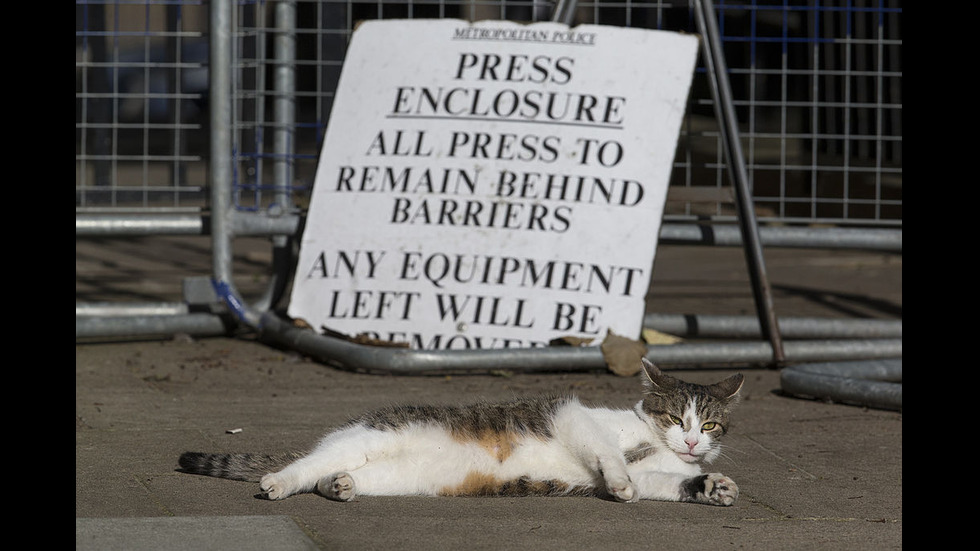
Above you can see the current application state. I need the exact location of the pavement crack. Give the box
[744,435,818,480]
[133,474,177,517]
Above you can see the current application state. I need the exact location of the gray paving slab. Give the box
[76,516,320,551]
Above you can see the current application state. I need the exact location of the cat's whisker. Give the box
[711,444,746,466]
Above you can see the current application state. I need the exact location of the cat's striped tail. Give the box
[178,451,304,482]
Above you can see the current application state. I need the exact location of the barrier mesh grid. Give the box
[76,0,902,226]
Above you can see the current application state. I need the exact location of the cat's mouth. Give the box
[676,451,700,463]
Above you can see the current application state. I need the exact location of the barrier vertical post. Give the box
[692,0,785,365]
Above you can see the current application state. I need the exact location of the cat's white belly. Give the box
[494,436,593,483]
[344,426,593,496]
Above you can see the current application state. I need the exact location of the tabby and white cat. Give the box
[179,358,743,506]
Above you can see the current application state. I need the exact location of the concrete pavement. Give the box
[76,241,902,550]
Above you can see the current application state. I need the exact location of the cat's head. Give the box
[638,358,743,464]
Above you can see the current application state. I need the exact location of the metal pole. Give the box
[74,213,902,251]
[250,0,300,314]
[781,359,902,411]
[551,0,577,25]
[692,0,785,365]
[273,1,296,209]
[256,308,900,374]
[209,0,261,328]
[209,0,234,287]
[644,313,901,340]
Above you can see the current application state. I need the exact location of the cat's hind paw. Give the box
[682,473,738,506]
[317,472,357,502]
[260,473,296,501]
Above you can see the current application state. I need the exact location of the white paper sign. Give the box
[288,19,698,349]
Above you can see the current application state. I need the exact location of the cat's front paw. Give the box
[682,473,739,506]
[705,473,738,506]
[317,472,357,502]
[260,473,295,501]
[606,477,638,503]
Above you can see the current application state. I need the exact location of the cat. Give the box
[178,358,743,506]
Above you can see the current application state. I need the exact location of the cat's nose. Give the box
[685,437,698,451]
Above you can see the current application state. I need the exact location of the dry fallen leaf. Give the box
[317,326,410,348]
[292,318,313,329]
[642,328,683,345]
[548,336,595,347]
[600,330,648,376]
[351,333,411,348]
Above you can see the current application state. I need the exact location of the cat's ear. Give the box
[710,373,744,400]
[640,357,675,391]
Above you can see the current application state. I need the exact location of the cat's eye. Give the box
[701,422,718,431]
[668,415,683,425]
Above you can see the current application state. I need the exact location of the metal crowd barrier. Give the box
[77,1,902,393]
